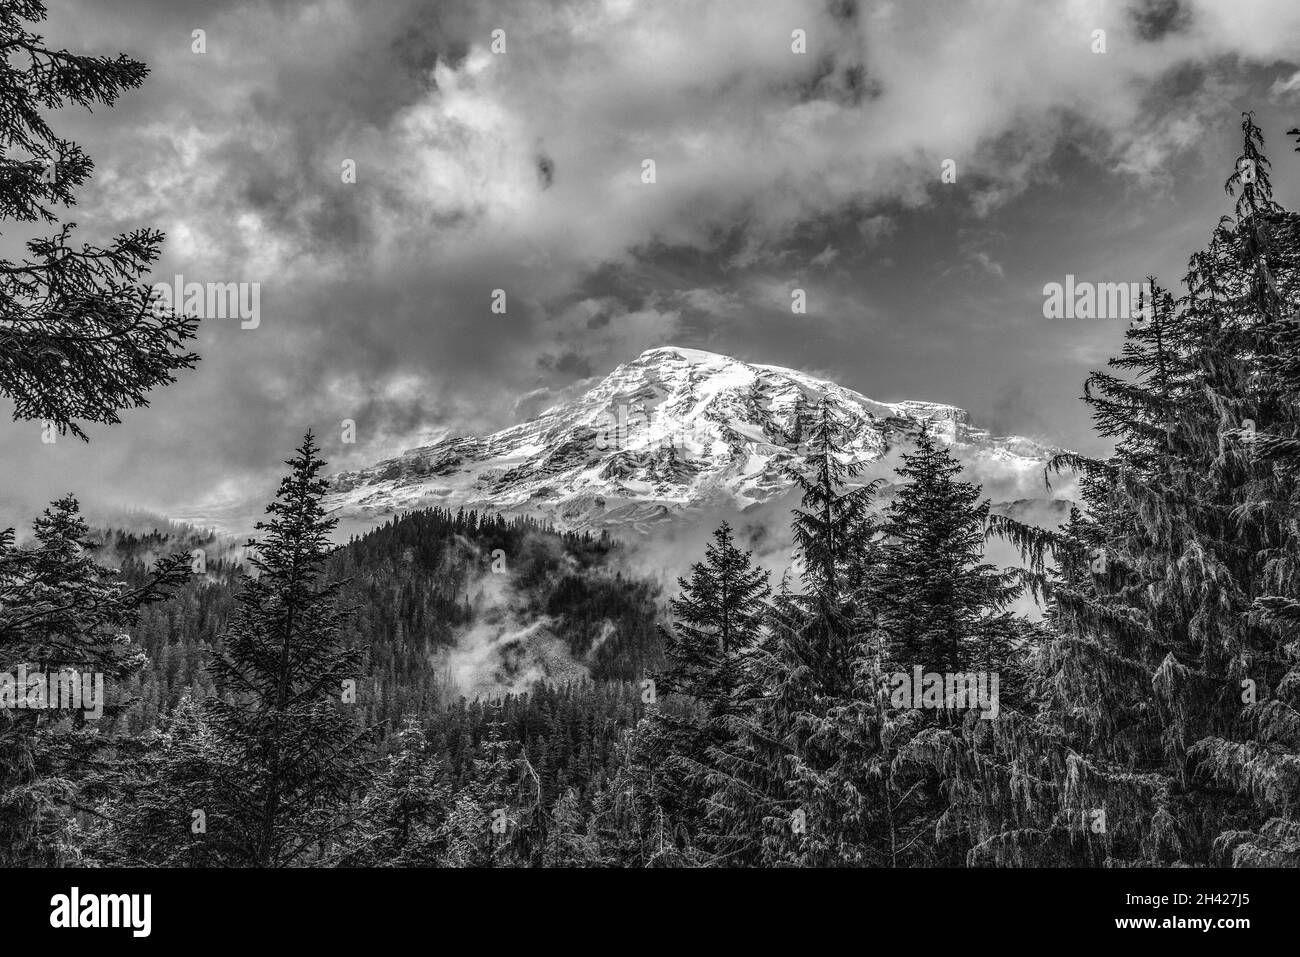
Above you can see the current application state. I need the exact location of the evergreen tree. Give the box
[974,114,1300,866]
[0,1,198,438]
[204,433,375,866]
[0,496,188,865]
[343,718,450,867]
[79,695,239,867]
[785,398,880,693]
[439,717,528,867]
[589,724,695,867]
[643,521,769,861]
[877,426,1026,676]
[714,398,887,865]
[866,426,1035,865]
[543,786,600,866]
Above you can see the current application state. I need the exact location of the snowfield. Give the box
[310,346,1074,534]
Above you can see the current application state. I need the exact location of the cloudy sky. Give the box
[6,0,1300,522]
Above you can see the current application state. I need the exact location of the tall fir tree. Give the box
[204,432,375,866]
[876,425,1026,676]
[643,521,769,863]
[713,398,889,865]
[972,114,1300,866]
[867,425,1036,865]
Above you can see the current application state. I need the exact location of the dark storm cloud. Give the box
[536,153,555,190]
[1130,0,1194,43]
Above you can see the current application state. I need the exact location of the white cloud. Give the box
[1269,69,1300,101]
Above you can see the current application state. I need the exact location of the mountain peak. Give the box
[311,348,1068,535]
[631,345,731,365]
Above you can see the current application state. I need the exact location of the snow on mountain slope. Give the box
[318,346,1072,535]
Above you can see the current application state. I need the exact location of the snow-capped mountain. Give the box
[319,346,1071,535]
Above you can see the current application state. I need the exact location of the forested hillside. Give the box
[97,508,665,732]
